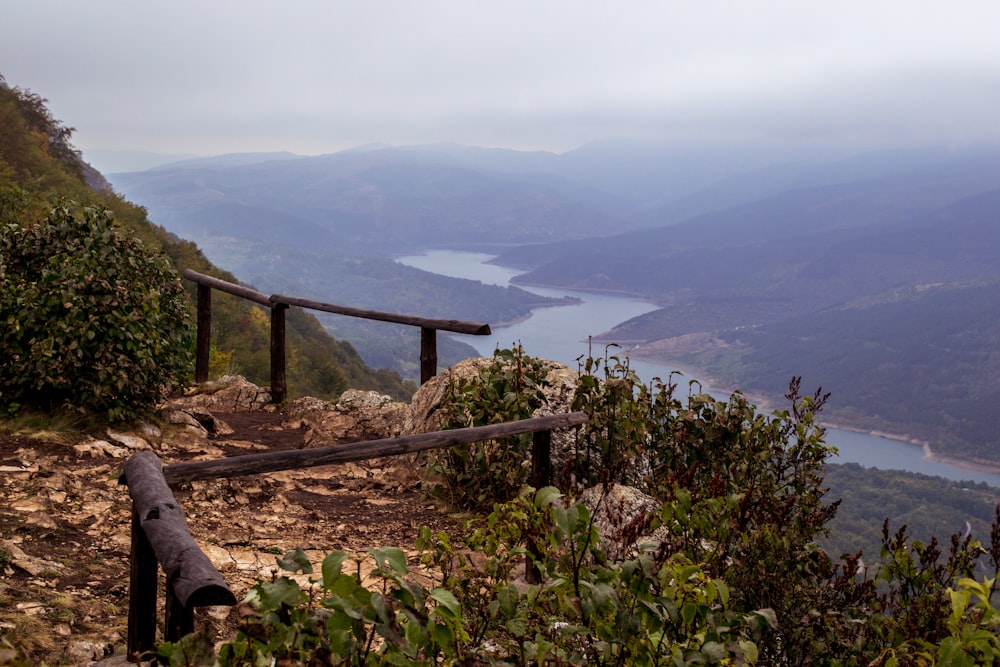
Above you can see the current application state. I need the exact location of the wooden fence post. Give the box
[525,428,554,584]
[270,304,288,404]
[164,573,195,642]
[127,507,159,660]
[195,283,211,383]
[420,327,437,385]
[531,429,553,489]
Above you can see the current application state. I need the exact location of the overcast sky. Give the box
[3,1,1000,162]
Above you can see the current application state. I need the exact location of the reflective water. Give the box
[399,249,1000,487]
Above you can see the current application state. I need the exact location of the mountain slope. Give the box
[593,175,999,462]
[0,74,412,401]
[109,148,622,254]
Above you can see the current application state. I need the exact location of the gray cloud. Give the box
[3,0,1000,157]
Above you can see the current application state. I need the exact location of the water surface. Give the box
[399,249,1000,487]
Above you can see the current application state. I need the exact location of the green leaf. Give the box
[276,547,312,574]
[370,546,409,575]
[257,577,306,611]
[321,551,348,589]
[534,485,562,508]
[738,640,759,663]
[936,637,973,667]
[702,641,726,661]
[680,601,698,627]
[753,607,778,629]
[429,588,461,618]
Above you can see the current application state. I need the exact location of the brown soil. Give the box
[0,409,463,665]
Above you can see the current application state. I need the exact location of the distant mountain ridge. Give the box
[489,151,1000,464]
[109,147,623,254]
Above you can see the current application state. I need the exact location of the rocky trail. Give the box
[0,361,634,666]
[0,376,468,665]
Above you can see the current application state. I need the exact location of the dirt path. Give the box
[0,408,463,664]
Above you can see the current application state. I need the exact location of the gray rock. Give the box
[404,356,586,488]
[186,406,235,435]
[404,357,579,435]
[73,440,129,458]
[65,639,113,663]
[575,484,667,561]
[104,430,149,452]
[171,375,273,412]
[286,390,409,446]
[403,357,492,435]
[160,408,210,436]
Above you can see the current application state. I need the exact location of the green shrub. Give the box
[0,202,193,422]
[158,489,764,666]
[433,344,550,510]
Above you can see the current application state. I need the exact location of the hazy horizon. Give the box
[3,1,1000,166]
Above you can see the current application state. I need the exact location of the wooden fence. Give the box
[183,269,493,401]
[119,410,588,661]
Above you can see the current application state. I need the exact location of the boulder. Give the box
[404,356,586,487]
[171,375,273,413]
[575,484,667,561]
[403,357,492,435]
[404,357,580,435]
[285,389,409,446]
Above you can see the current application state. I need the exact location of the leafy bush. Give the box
[158,488,765,666]
[0,202,193,421]
[433,344,550,510]
[152,345,1000,665]
[156,496,1000,666]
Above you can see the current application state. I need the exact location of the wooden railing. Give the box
[183,269,493,401]
[119,411,588,661]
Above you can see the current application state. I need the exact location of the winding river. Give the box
[399,249,1000,487]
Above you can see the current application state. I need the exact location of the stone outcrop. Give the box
[403,357,584,487]
[172,375,274,413]
[285,389,409,446]
[575,484,668,561]
[403,357,580,435]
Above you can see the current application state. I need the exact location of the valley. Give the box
[110,144,1000,472]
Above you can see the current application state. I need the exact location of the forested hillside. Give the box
[0,75,412,402]
[823,462,1000,559]
[494,154,1000,464]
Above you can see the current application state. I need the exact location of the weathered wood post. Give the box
[127,507,158,658]
[270,303,289,404]
[531,429,553,489]
[121,452,236,660]
[164,573,194,643]
[525,428,554,584]
[420,327,437,385]
[195,283,211,383]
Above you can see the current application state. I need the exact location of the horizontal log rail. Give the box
[182,269,492,400]
[182,269,272,307]
[163,411,589,484]
[120,451,237,660]
[270,293,492,336]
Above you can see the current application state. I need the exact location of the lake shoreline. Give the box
[629,349,1000,478]
[401,248,1000,486]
